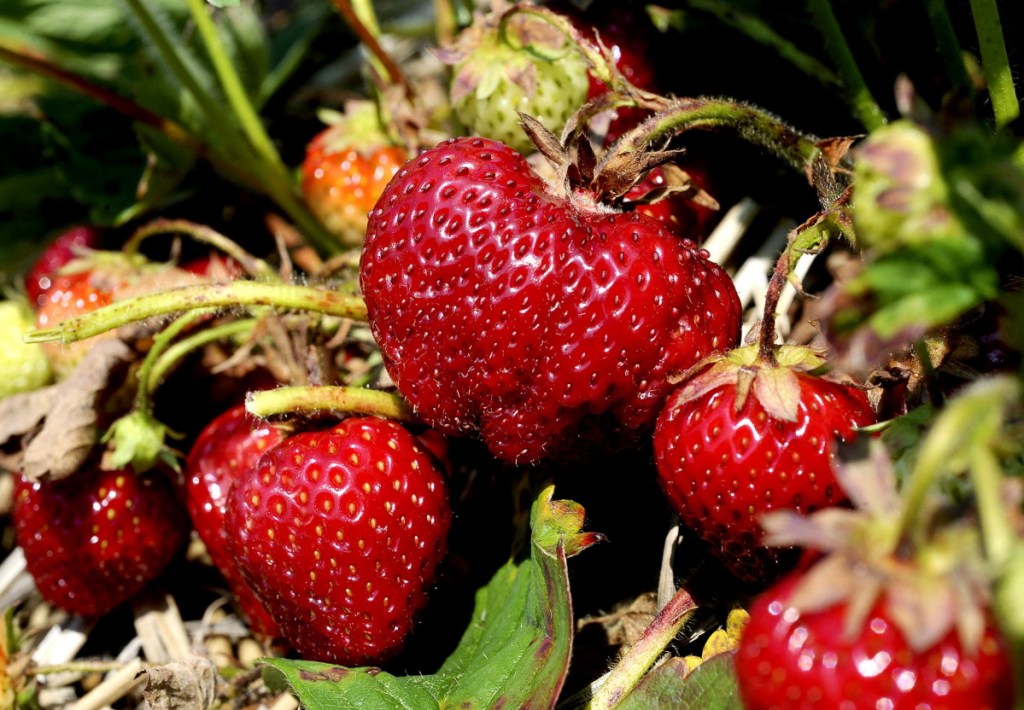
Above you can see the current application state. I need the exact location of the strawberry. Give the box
[300,103,408,247]
[653,344,876,583]
[736,570,1014,710]
[444,6,590,154]
[0,300,52,399]
[622,162,720,244]
[224,416,452,664]
[361,136,741,464]
[24,225,106,308]
[34,254,196,377]
[13,466,189,618]
[184,405,285,640]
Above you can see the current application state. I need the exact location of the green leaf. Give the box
[616,654,742,710]
[262,486,600,709]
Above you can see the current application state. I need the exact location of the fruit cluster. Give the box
[1,1,1022,709]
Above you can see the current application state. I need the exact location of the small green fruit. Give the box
[0,300,52,399]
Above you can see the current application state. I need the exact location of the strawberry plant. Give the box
[1,1,1024,709]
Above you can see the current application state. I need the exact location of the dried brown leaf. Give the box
[141,656,217,710]
[21,340,134,481]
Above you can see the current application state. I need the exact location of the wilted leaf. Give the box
[20,339,133,480]
[141,656,218,710]
[262,486,599,709]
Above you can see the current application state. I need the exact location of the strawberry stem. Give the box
[245,385,415,422]
[186,0,285,177]
[332,0,412,96]
[757,245,792,366]
[969,0,1020,129]
[24,281,367,345]
[807,0,886,130]
[598,98,828,200]
[921,0,975,99]
[125,219,277,281]
[897,377,1017,550]
[134,310,210,415]
[588,586,697,709]
[147,318,257,392]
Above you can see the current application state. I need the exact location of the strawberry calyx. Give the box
[760,438,994,656]
[311,101,402,156]
[666,343,830,423]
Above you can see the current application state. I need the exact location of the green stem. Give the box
[148,318,257,392]
[968,0,1020,127]
[921,0,974,98]
[122,0,244,158]
[25,281,367,345]
[246,386,415,421]
[688,0,841,90]
[897,377,1016,547]
[332,0,411,93]
[605,97,823,176]
[134,311,209,414]
[807,0,886,130]
[971,447,1014,566]
[588,586,697,709]
[185,0,287,174]
[125,218,277,280]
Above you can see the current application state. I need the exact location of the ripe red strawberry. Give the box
[653,344,876,583]
[301,103,407,247]
[735,570,1014,709]
[184,405,285,640]
[24,225,106,307]
[444,7,590,154]
[224,416,452,664]
[622,162,720,244]
[13,466,189,618]
[361,137,741,464]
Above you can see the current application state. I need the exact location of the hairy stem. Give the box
[605,97,822,176]
[968,0,1020,128]
[807,0,886,130]
[134,311,209,414]
[921,0,974,98]
[588,586,697,709]
[126,219,277,280]
[25,281,367,345]
[148,318,257,391]
[246,386,415,421]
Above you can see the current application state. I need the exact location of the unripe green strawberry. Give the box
[444,6,589,154]
[0,300,52,399]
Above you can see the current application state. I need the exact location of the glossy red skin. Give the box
[736,572,1015,709]
[14,467,188,618]
[623,164,720,244]
[35,270,121,376]
[225,417,452,665]
[362,137,741,464]
[25,226,105,307]
[654,373,876,582]
[181,253,243,281]
[185,405,284,640]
